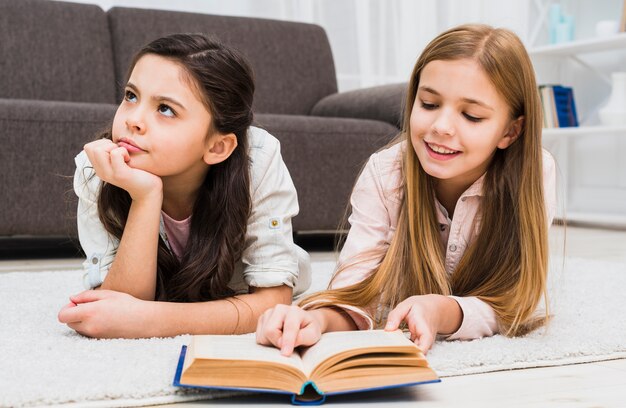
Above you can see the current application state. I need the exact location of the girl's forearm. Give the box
[312,307,358,333]
[141,285,293,337]
[100,193,163,300]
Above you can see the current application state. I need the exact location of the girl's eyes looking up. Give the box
[419,100,484,123]
[123,89,176,118]
[124,89,137,103]
[158,104,176,117]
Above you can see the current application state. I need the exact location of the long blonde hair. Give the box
[303,24,548,336]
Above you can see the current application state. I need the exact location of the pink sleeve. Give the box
[332,152,396,289]
[444,296,499,340]
[302,300,374,330]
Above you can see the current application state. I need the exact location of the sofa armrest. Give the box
[254,113,398,232]
[310,83,407,129]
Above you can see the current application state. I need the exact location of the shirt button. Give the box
[449,244,457,252]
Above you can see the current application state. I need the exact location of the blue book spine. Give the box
[552,85,579,127]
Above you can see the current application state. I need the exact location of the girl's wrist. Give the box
[139,300,165,337]
[435,295,463,335]
[132,186,163,206]
[126,173,163,203]
[310,308,329,333]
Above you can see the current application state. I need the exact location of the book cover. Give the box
[538,84,579,128]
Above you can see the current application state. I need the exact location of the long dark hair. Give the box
[97,34,254,302]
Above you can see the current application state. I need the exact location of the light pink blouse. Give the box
[311,141,557,341]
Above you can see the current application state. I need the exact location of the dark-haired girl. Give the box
[58,33,310,338]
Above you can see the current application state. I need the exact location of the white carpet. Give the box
[1,257,625,407]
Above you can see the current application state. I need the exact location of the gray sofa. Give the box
[0,0,406,253]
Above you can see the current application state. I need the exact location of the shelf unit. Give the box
[529,32,626,57]
[530,33,626,88]
[530,35,626,226]
[542,125,626,137]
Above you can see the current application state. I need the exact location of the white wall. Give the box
[63,0,624,91]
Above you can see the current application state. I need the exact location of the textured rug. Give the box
[1,257,625,407]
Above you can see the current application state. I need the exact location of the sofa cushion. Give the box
[0,0,117,104]
[107,7,337,116]
[0,99,117,237]
[311,83,407,129]
[254,114,399,231]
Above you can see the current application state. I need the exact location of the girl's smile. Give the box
[424,141,462,161]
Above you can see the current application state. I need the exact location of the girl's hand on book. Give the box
[84,139,163,202]
[384,294,448,354]
[255,304,323,356]
[57,289,151,338]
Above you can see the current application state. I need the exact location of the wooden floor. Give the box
[2,225,626,407]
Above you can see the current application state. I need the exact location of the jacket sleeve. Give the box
[73,151,118,289]
[240,128,311,296]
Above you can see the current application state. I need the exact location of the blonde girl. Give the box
[58,33,310,338]
[256,24,556,354]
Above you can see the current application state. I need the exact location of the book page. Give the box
[299,330,420,377]
[189,334,305,373]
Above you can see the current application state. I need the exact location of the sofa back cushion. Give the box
[107,7,337,116]
[0,100,117,237]
[0,0,117,104]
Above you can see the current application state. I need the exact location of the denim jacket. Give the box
[74,126,311,296]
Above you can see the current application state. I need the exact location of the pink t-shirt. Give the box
[161,211,191,260]
[307,141,557,341]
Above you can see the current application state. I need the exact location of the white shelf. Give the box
[542,125,626,137]
[529,33,626,57]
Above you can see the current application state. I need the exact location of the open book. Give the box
[173,330,439,405]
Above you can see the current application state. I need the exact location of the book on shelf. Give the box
[539,84,579,128]
[173,329,440,405]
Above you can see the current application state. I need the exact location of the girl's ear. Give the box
[497,116,524,150]
[203,133,238,165]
